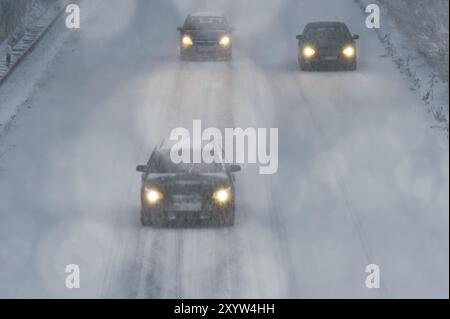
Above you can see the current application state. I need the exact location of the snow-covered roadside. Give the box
[0,1,67,137]
[0,1,60,54]
[0,0,447,298]
[0,0,93,139]
[355,0,449,134]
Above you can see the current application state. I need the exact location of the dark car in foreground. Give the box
[136,143,240,227]
[177,12,233,61]
[296,22,359,71]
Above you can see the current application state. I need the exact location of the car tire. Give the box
[180,51,190,62]
[299,59,312,71]
[141,209,167,227]
[141,209,153,226]
[221,205,235,227]
[348,60,357,71]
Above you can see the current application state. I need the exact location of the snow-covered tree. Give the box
[0,0,29,42]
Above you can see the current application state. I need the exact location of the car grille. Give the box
[195,40,217,46]
[318,47,340,56]
[165,182,204,195]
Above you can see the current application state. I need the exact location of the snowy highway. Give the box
[0,0,448,298]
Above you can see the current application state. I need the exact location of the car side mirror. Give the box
[296,34,303,40]
[229,164,241,173]
[352,34,360,40]
[136,165,147,173]
[177,26,183,32]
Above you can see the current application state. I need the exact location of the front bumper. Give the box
[141,195,233,222]
[300,54,356,69]
[180,44,232,60]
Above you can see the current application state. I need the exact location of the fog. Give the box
[0,0,448,298]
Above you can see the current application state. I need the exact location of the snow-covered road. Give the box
[0,0,448,298]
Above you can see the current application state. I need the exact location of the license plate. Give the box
[172,196,202,212]
[172,201,202,212]
[323,56,338,61]
[198,46,215,53]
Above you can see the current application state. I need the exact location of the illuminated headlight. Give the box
[181,35,193,47]
[302,46,316,58]
[144,188,163,205]
[219,35,231,48]
[212,187,232,204]
[342,45,355,58]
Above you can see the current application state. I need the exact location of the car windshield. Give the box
[149,150,224,174]
[304,25,350,40]
[184,16,227,30]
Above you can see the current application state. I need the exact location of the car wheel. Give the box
[221,206,235,227]
[348,60,357,71]
[180,52,190,62]
[299,59,312,71]
[141,209,152,226]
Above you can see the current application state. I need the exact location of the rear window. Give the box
[304,25,351,39]
[149,150,224,174]
[184,16,228,30]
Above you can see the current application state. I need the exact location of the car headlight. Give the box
[342,45,355,58]
[302,46,316,58]
[219,35,231,48]
[181,35,193,47]
[144,188,163,205]
[212,187,232,205]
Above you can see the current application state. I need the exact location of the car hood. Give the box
[186,30,228,42]
[145,172,229,187]
[305,38,350,49]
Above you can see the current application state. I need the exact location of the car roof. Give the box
[189,12,225,18]
[305,21,347,28]
[156,139,224,155]
[152,142,226,168]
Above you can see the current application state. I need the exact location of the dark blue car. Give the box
[177,12,234,61]
[296,22,359,71]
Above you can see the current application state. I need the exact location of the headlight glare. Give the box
[302,46,316,58]
[342,45,355,58]
[145,188,163,204]
[212,187,232,204]
[219,35,231,47]
[182,35,193,47]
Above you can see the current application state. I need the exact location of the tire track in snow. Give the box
[260,76,301,298]
[208,62,243,298]
[169,61,242,298]
[264,176,301,298]
[174,230,185,298]
[225,60,301,297]
[136,229,166,299]
[101,59,186,298]
[136,62,188,299]
[213,224,245,297]
[292,74,390,298]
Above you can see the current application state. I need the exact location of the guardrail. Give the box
[0,3,68,86]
